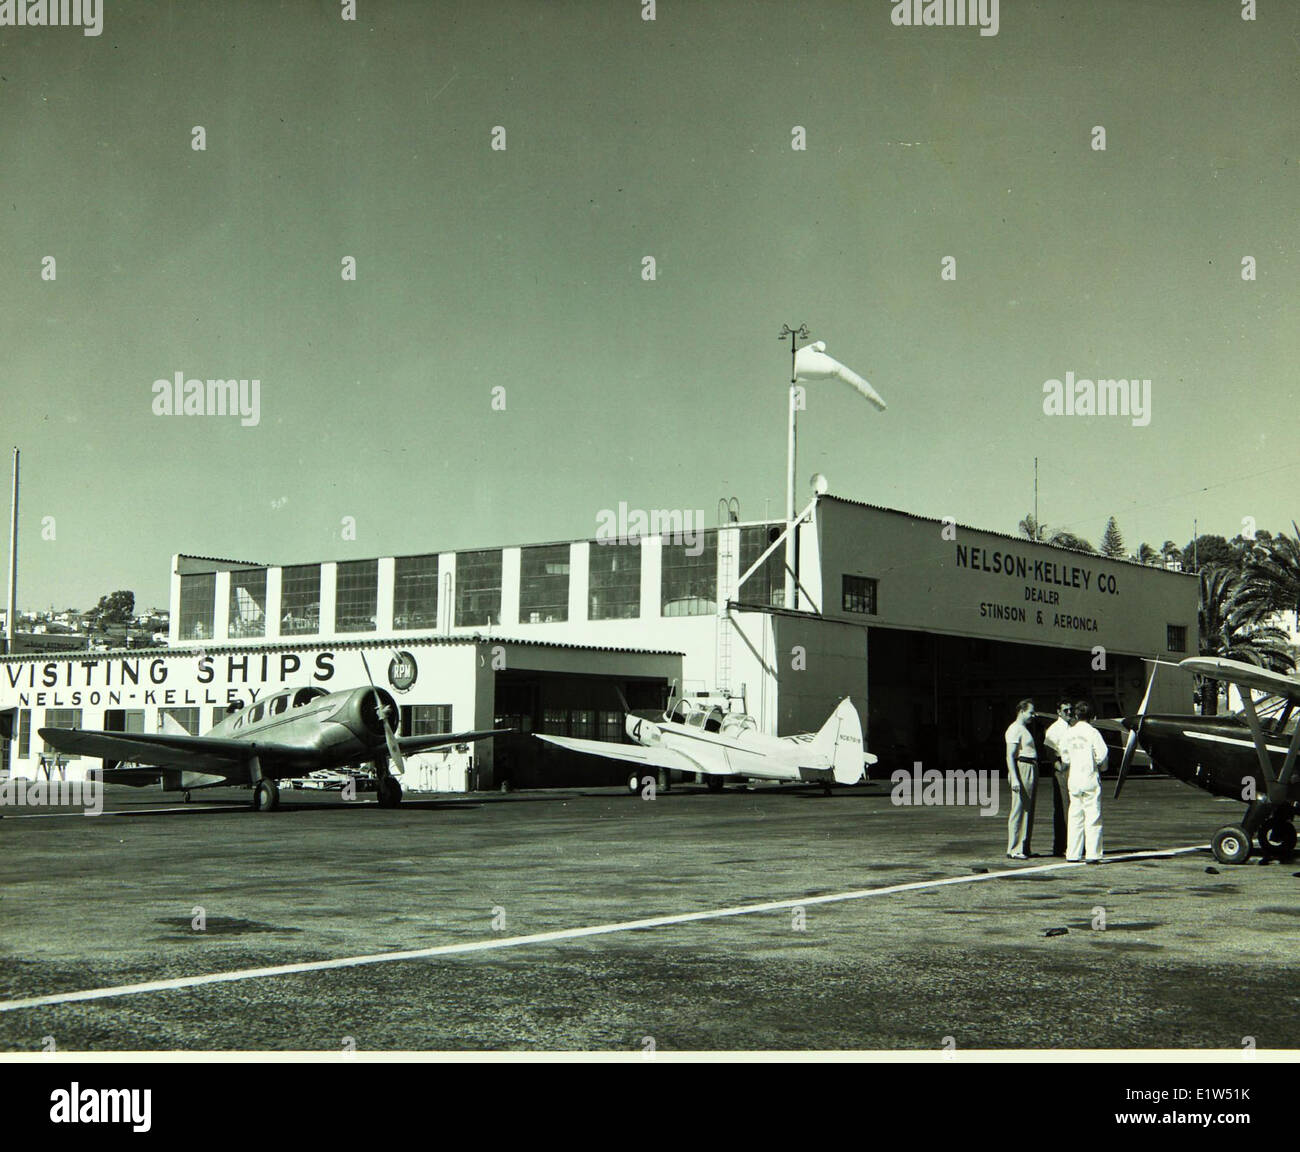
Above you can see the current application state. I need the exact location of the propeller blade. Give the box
[1114,665,1156,799]
[360,652,407,777]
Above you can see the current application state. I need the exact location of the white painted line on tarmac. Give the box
[1,806,237,819]
[0,844,1207,1013]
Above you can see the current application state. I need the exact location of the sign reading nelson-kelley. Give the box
[817,497,1196,656]
[955,543,1120,634]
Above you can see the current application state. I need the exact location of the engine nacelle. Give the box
[335,685,400,743]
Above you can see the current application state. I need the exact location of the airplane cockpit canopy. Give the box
[293,686,329,708]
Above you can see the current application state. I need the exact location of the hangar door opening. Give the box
[866,627,1148,776]
[494,670,669,789]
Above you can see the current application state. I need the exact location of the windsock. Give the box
[793,341,886,410]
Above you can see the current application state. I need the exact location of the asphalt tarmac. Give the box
[0,776,1295,1052]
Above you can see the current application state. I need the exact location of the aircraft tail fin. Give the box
[812,698,869,785]
[159,711,190,736]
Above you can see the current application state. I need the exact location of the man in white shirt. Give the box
[1042,699,1074,857]
[1004,699,1038,859]
[1059,700,1109,863]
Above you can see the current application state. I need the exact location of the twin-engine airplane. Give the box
[38,659,507,811]
[1115,656,1300,864]
[537,694,874,794]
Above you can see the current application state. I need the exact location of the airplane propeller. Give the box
[1114,663,1157,799]
[360,651,406,777]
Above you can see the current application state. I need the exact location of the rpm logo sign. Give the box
[387,651,418,693]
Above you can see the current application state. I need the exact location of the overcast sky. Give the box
[1,0,1296,612]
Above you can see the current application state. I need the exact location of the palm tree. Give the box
[1232,522,1300,626]
[1160,540,1181,568]
[1196,566,1294,714]
[1018,513,1048,542]
[1137,542,1158,565]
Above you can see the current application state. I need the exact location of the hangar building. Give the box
[0,492,1198,790]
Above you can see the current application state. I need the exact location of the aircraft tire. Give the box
[1258,817,1297,859]
[706,776,725,793]
[1211,825,1252,865]
[377,777,403,808]
[252,781,280,813]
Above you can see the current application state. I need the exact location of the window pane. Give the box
[178,573,215,641]
[455,550,501,627]
[842,575,877,615]
[737,525,786,608]
[43,708,83,759]
[281,564,321,635]
[335,559,378,633]
[402,704,451,736]
[229,569,267,639]
[160,707,201,735]
[394,554,439,631]
[661,532,716,616]
[520,544,570,623]
[17,709,30,758]
[589,541,640,620]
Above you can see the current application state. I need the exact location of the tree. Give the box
[1100,516,1125,559]
[1160,540,1181,567]
[1017,513,1048,542]
[1233,523,1300,625]
[1196,566,1293,714]
[92,591,135,627]
[1181,534,1234,575]
[1048,530,1094,553]
[1136,542,1158,565]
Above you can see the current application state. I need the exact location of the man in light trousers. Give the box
[1059,699,1108,863]
[1004,699,1038,859]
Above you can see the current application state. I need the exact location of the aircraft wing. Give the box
[37,727,257,775]
[1179,657,1300,702]
[396,728,511,754]
[535,734,711,774]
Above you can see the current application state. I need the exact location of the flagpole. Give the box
[779,324,809,612]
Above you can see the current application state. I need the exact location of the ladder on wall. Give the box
[716,530,735,695]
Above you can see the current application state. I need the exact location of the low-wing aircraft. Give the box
[38,667,507,811]
[536,694,874,794]
[1115,656,1300,864]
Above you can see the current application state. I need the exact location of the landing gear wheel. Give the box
[706,776,725,793]
[1258,817,1297,859]
[1211,825,1252,865]
[252,780,280,812]
[183,791,192,803]
[657,769,672,793]
[628,772,641,794]
[822,783,833,797]
[377,777,403,808]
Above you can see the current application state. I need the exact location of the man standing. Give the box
[1042,699,1074,857]
[1060,700,1108,863]
[1004,699,1038,859]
